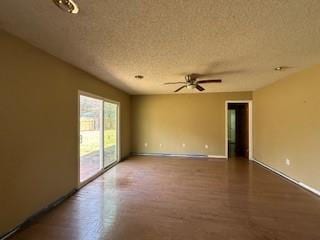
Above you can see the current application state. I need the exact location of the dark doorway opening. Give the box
[228,103,249,158]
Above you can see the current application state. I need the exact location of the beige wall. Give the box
[1,25,319,237]
[253,65,320,190]
[131,92,252,156]
[0,30,131,235]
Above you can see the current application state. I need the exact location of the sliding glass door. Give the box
[79,95,103,183]
[104,102,118,167]
[79,93,119,184]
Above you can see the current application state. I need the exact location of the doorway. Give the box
[79,92,120,186]
[225,101,252,159]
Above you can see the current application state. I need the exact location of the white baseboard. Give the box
[298,182,320,196]
[134,153,206,158]
[133,153,227,159]
[252,158,320,197]
[208,155,227,159]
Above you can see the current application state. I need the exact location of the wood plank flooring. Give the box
[9,156,320,240]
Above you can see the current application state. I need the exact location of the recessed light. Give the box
[274,66,285,71]
[53,0,79,14]
[134,75,144,79]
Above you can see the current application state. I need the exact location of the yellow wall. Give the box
[0,30,131,235]
[1,26,319,237]
[253,65,320,190]
[131,92,252,156]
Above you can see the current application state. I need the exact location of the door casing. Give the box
[225,100,253,160]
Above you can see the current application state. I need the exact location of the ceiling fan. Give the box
[164,74,222,92]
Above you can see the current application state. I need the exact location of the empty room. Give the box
[1,1,319,239]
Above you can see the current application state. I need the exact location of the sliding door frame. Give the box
[77,90,121,188]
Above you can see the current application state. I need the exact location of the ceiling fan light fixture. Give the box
[187,84,196,89]
[53,0,79,14]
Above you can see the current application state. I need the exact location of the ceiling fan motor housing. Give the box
[185,74,197,84]
[165,73,221,92]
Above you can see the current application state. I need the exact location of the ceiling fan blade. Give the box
[200,69,245,78]
[164,82,186,85]
[174,85,186,92]
[196,79,222,84]
[196,85,205,91]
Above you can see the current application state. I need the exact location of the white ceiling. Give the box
[1,0,320,94]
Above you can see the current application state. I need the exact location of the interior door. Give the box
[241,103,249,158]
[228,109,236,157]
[235,103,249,158]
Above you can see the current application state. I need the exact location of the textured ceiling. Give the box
[1,0,320,94]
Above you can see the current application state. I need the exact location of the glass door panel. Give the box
[79,95,103,182]
[103,102,118,167]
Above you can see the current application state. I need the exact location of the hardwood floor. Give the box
[9,156,320,240]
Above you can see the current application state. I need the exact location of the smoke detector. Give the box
[53,0,79,14]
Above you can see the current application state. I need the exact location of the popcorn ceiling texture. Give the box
[0,0,320,94]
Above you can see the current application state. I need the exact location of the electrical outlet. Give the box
[182,143,186,148]
[205,144,209,149]
[286,159,290,166]
[144,142,148,147]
